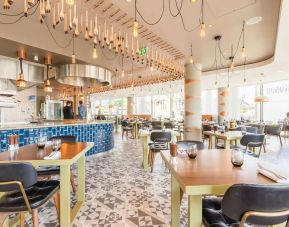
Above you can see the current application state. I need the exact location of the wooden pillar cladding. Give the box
[184,63,202,141]
[218,87,230,124]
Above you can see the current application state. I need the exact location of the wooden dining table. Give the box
[0,142,94,227]
[139,129,180,171]
[161,149,288,227]
[204,130,244,149]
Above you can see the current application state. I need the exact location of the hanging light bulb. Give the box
[45,0,51,13]
[241,46,246,58]
[16,50,27,88]
[189,55,193,64]
[92,44,98,59]
[133,20,138,37]
[44,57,53,92]
[24,0,28,17]
[72,54,76,64]
[66,0,75,6]
[44,79,52,92]
[200,22,206,38]
[230,61,234,70]
[121,70,125,77]
[191,0,197,2]
[150,65,154,71]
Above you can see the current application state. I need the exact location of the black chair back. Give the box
[121,120,129,127]
[0,163,37,192]
[245,126,258,134]
[152,121,162,129]
[49,135,76,143]
[150,131,171,143]
[177,140,204,150]
[264,124,282,136]
[202,124,212,131]
[164,122,174,129]
[222,184,289,225]
[240,134,265,147]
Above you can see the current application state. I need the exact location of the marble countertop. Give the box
[0,120,114,130]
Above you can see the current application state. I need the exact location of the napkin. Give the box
[44,151,61,160]
[257,162,289,183]
[45,141,52,147]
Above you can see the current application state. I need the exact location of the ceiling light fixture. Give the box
[241,21,246,58]
[246,16,262,26]
[92,44,98,59]
[133,0,138,38]
[189,43,193,64]
[16,50,27,88]
[72,34,76,64]
[66,0,74,6]
[199,0,206,38]
[44,56,52,92]
[121,56,125,77]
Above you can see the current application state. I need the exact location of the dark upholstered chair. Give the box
[148,131,171,172]
[0,163,60,227]
[152,121,163,130]
[245,126,258,134]
[37,135,77,192]
[121,121,133,138]
[177,140,205,150]
[233,134,266,157]
[202,124,212,142]
[203,184,289,227]
[164,122,174,129]
[264,124,283,146]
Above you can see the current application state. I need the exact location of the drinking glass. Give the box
[37,136,47,149]
[186,143,198,159]
[52,139,61,151]
[231,148,244,167]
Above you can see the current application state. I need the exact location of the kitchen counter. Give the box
[0,121,114,155]
[0,120,114,130]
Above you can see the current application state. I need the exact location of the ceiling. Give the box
[0,0,283,94]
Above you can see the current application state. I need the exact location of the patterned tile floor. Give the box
[21,133,289,227]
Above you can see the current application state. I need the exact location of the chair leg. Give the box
[257,146,262,158]
[151,152,157,173]
[32,209,39,227]
[70,170,77,193]
[0,213,8,226]
[279,135,283,146]
[19,212,25,227]
[263,144,266,153]
[53,191,60,222]
[148,150,151,167]
[122,130,124,139]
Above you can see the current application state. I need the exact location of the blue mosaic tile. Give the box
[0,123,114,156]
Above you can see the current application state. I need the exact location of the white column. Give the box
[229,87,240,120]
[184,63,202,141]
[127,96,134,115]
[218,87,230,124]
[170,93,174,119]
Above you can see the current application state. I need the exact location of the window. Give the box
[152,94,170,119]
[239,85,256,121]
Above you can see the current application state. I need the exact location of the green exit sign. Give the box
[138,47,148,56]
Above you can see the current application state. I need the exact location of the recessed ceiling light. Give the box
[208,24,213,28]
[246,16,262,25]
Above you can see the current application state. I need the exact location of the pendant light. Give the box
[16,50,27,88]
[66,0,74,6]
[72,34,76,64]
[121,56,125,77]
[133,0,138,37]
[199,0,206,38]
[92,44,98,59]
[189,43,193,64]
[44,56,52,92]
[241,21,246,58]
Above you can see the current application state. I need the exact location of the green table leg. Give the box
[225,139,230,149]
[77,155,85,202]
[188,195,202,227]
[60,165,71,227]
[211,135,216,149]
[171,175,181,227]
[142,136,148,171]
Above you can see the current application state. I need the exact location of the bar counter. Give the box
[0,120,114,155]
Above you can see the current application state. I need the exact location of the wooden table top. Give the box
[0,142,94,165]
[203,130,244,140]
[161,149,279,191]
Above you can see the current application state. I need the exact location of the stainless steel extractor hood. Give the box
[56,64,112,87]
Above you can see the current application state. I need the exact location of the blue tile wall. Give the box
[0,123,114,156]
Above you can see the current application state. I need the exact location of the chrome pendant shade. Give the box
[56,64,112,88]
